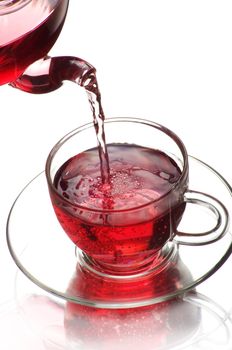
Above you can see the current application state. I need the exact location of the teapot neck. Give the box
[0,0,32,15]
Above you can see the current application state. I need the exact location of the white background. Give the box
[1,0,232,347]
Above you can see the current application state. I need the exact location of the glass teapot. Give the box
[0,0,95,93]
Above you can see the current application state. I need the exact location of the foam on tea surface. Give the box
[54,144,181,211]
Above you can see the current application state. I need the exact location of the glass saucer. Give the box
[6,156,232,308]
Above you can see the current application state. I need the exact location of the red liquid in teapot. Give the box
[0,0,69,85]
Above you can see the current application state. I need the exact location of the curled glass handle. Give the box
[174,190,229,246]
[10,55,96,94]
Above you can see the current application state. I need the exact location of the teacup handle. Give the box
[174,190,229,246]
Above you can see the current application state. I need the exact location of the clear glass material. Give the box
[0,0,99,96]
[0,0,70,86]
[45,118,229,277]
[6,150,232,308]
[46,118,188,275]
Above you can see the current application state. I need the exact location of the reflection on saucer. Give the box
[14,268,232,350]
[64,255,200,349]
[65,297,200,350]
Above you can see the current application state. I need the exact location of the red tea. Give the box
[51,144,184,272]
[0,0,69,85]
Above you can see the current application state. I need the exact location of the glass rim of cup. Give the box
[45,117,189,213]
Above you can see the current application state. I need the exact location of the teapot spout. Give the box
[10,56,96,94]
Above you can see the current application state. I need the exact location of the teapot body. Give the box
[0,0,69,85]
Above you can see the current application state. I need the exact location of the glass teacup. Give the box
[45,118,229,277]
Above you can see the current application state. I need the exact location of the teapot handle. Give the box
[10,56,96,94]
